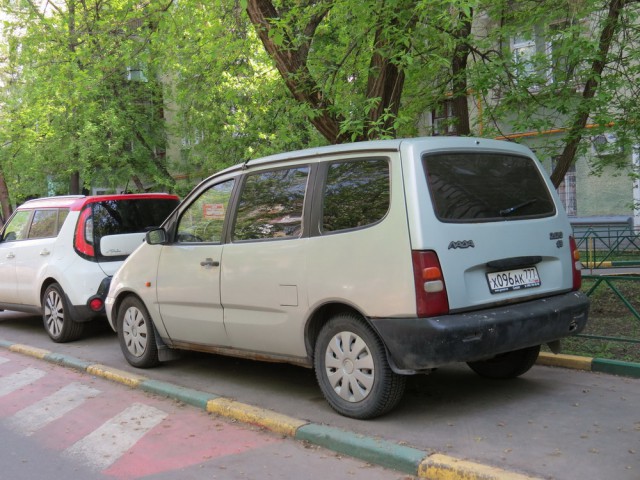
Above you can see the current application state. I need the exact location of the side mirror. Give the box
[146,228,167,245]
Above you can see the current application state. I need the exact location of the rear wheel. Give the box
[42,283,83,343]
[314,312,406,419]
[467,345,541,379]
[117,296,159,368]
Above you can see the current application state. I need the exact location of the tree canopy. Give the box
[0,0,638,214]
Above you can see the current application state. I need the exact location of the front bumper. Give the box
[370,291,589,373]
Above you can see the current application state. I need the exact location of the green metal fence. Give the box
[570,223,640,359]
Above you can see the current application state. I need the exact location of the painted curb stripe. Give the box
[295,423,425,474]
[140,379,218,409]
[419,453,541,480]
[536,352,593,370]
[9,343,51,359]
[45,352,93,370]
[592,358,640,378]
[207,397,307,437]
[86,364,147,387]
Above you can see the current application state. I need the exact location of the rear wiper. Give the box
[499,198,537,216]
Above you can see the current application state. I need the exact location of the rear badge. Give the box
[448,240,475,249]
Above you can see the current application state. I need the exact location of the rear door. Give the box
[221,165,310,357]
[89,197,180,276]
[409,147,574,311]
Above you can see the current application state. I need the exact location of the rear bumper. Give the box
[370,291,589,373]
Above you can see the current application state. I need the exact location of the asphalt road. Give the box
[1,310,639,479]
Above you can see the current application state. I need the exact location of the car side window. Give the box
[233,166,309,241]
[28,209,59,239]
[2,210,31,242]
[177,179,235,243]
[322,158,390,233]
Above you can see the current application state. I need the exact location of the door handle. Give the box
[200,258,220,267]
[40,249,51,256]
[6,252,14,259]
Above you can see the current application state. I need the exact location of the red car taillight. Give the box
[412,250,449,317]
[74,207,95,257]
[569,235,582,291]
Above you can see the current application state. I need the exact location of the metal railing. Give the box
[574,225,640,269]
[571,223,640,357]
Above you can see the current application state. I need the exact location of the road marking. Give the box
[8,382,101,435]
[65,402,167,470]
[0,367,45,396]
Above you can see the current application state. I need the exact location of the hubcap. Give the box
[324,331,374,403]
[122,307,148,358]
[44,290,64,337]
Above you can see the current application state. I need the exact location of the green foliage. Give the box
[1,0,639,206]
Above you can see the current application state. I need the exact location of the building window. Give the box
[510,23,573,88]
[431,99,457,136]
[554,161,577,216]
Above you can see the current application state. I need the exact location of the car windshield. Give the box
[424,152,556,222]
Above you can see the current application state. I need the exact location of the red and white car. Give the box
[0,193,179,342]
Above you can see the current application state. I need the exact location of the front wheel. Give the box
[42,283,83,343]
[314,313,406,419]
[467,345,541,379]
[117,296,159,368]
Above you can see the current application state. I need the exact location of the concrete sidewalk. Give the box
[2,337,639,480]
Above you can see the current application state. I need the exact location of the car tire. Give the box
[42,283,84,343]
[117,296,159,368]
[467,345,541,379]
[314,312,406,419]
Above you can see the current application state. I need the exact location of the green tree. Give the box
[0,0,176,202]
[467,0,640,187]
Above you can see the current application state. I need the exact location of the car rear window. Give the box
[91,198,179,256]
[424,152,556,222]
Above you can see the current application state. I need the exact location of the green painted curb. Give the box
[45,352,93,370]
[296,423,426,474]
[140,379,218,409]
[592,358,640,378]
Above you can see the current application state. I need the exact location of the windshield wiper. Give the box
[499,198,537,217]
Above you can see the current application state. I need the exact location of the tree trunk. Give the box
[0,172,12,224]
[550,0,625,188]
[246,0,347,143]
[246,0,417,143]
[69,171,81,194]
[451,8,473,136]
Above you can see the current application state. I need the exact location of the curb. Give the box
[537,352,640,378]
[1,339,571,480]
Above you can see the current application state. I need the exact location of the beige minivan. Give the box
[105,137,589,418]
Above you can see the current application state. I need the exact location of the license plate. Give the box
[486,267,541,294]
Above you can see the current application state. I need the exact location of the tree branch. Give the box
[550,0,626,187]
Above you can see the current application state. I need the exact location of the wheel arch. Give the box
[305,302,380,363]
[39,277,60,307]
[110,289,146,332]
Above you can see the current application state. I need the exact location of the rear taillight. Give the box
[569,235,582,290]
[74,207,95,257]
[412,250,449,317]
